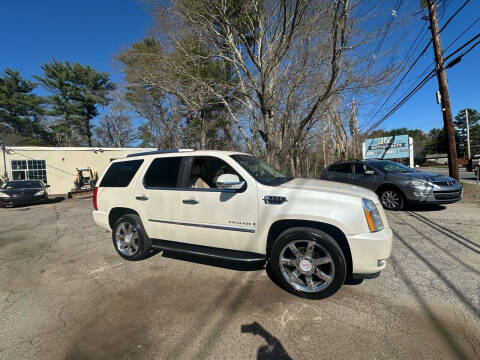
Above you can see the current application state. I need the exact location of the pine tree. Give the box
[0,68,50,144]
[454,109,480,153]
[35,59,115,146]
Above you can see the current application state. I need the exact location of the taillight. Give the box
[93,187,98,210]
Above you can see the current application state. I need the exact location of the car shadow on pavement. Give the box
[241,322,292,360]
[401,217,480,276]
[2,196,66,209]
[389,253,474,360]
[404,203,446,212]
[407,212,480,254]
[392,229,479,318]
[161,250,266,271]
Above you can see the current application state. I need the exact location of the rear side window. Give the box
[328,163,352,173]
[143,157,182,188]
[354,163,372,174]
[99,160,143,187]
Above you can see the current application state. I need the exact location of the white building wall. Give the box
[0,147,156,195]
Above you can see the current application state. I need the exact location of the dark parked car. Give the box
[321,160,463,210]
[0,180,49,207]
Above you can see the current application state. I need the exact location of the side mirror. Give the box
[364,170,375,175]
[216,174,245,190]
[46,184,50,187]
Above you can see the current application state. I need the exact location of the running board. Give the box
[151,239,266,264]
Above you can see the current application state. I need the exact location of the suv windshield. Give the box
[231,154,292,186]
[3,181,43,189]
[370,161,415,174]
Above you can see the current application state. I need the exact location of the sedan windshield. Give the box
[3,181,43,189]
[231,155,293,186]
[370,161,415,174]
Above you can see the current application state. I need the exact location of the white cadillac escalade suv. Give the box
[92,150,392,299]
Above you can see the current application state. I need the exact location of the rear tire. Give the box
[379,187,404,210]
[270,227,346,299]
[112,214,151,261]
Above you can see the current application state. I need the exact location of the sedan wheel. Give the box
[380,189,404,210]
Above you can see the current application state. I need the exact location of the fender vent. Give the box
[263,196,287,204]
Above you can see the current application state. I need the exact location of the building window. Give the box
[11,160,47,183]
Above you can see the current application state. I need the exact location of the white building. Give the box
[0,146,156,195]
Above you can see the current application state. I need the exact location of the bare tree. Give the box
[145,0,400,175]
[95,91,136,147]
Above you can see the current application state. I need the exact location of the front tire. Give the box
[112,214,151,261]
[379,187,404,210]
[270,227,346,299]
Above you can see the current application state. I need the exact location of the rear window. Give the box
[143,157,182,188]
[99,160,143,187]
[328,163,352,173]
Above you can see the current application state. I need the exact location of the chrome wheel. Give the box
[115,222,139,256]
[381,190,401,209]
[279,240,335,293]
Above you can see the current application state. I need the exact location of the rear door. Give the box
[325,162,353,184]
[177,155,259,253]
[136,156,187,243]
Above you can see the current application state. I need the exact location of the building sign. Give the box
[363,134,410,159]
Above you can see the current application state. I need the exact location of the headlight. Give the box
[403,179,430,186]
[362,198,384,232]
[34,190,46,196]
[0,192,10,198]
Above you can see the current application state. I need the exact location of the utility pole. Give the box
[426,0,459,180]
[1,143,7,182]
[466,109,471,159]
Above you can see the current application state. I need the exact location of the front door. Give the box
[351,162,380,191]
[178,155,259,253]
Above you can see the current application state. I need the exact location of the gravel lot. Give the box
[0,197,479,360]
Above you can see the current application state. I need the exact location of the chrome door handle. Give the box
[182,199,199,205]
[135,195,149,201]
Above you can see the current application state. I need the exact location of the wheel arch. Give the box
[266,219,353,277]
[108,207,140,230]
[376,183,405,198]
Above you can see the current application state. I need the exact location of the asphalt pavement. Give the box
[418,166,479,184]
[0,198,479,359]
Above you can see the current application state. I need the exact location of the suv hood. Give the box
[389,171,456,183]
[279,178,378,202]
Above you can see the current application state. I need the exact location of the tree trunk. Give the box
[200,114,207,150]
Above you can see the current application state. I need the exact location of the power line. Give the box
[444,15,480,52]
[7,150,75,177]
[364,70,436,135]
[361,0,472,133]
[443,31,480,62]
[445,37,480,69]
[366,0,403,71]
[360,18,429,131]
[438,0,470,34]
[405,15,480,89]
[363,33,480,136]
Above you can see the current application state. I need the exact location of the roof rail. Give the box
[126,149,194,158]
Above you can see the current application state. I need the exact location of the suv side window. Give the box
[100,159,144,187]
[143,157,182,188]
[329,162,352,173]
[354,163,374,174]
[186,156,241,189]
